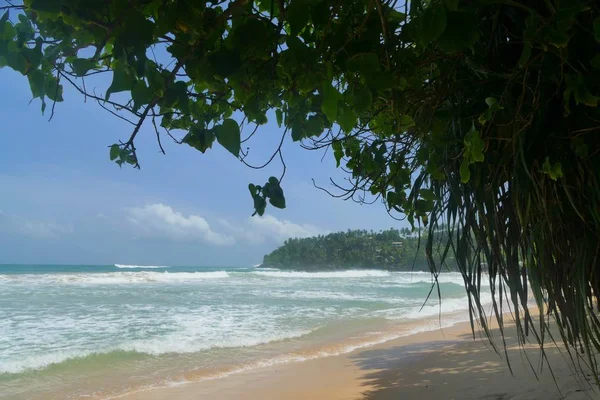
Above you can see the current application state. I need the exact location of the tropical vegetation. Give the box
[262,228,433,269]
[2,0,600,380]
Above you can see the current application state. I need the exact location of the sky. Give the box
[0,67,408,267]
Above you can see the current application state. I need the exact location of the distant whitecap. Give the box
[114,264,169,269]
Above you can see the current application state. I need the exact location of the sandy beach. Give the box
[121,315,599,400]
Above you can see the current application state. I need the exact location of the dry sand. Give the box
[121,317,599,400]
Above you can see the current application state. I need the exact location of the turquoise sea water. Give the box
[0,264,489,399]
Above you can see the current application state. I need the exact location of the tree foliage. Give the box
[2,0,600,381]
[262,228,434,269]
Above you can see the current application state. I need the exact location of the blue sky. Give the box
[0,67,408,266]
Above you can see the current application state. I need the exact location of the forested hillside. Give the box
[261,228,453,270]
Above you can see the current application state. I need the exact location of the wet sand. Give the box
[120,316,599,400]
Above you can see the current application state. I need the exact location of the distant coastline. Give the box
[254,264,432,272]
[260,228,457,272]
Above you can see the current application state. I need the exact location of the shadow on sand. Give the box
[350,328,598,400]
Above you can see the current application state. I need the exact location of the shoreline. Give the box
[110,313,471,399]
[119,315,598,400]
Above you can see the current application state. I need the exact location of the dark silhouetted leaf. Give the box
[183,125,215,153]
[287,0,310,36]
[421,4,447,43]
[72,58,96,76]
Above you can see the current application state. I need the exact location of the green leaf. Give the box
[575,88,598,107]
[445,0,459,11]
[326,62,334,81]
[109,144,120,161]
[291,119,304,141]
[305,115,324,136]
[572,138,589,159]
[386,191,400,208]
[27,69,45,99]
[183,125,215,153]
[478,110,491,125]
[389,10,406,24]
[287,0,310,36]
[15,14,33,46]
[594,17,600,43]
[332,141,343,167]
[321,83,341,122]
[105,63,134,100]
[460,158,471,183]
[252,195,267,216]
[464,127,484,162]
[437,11,478,53]
[346,53,380,76]
[338,106,357,133]
[71,58,96,76]
[485,97,499,109]
[397,77,407,91]
[549,27,570,48]
[275,109,283,128]
[114,147,136,167]
[591,54,600,70]
[118,13,155,49]
[44,76,63,102]
[310,1,329,27]
[131,81,154,111]
[214,119,241,157]
[248,183,258,197]
[162,81,189,113]
[366,70,394,91]
[541,157,563,180]
[480,97,503,125]
[421,4,447,43]
[29,0,64,13]
[398,114,415,130]
[351,86,372,113]
[266,176,286,209]
[207,47,241,77]
[5,51,27,74]
[27,69,46,113]
[518,44,531,67]
[419,189,435,202]
[0,11,8,26]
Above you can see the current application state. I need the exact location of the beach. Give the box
[1,265,597,399]
[122,317,598,400]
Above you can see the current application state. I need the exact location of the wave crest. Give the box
[0,271,230,285]
[252,270,391,278]
[114,264,168,269]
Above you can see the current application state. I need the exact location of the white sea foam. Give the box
[0,311,314,374]
[114,264,169,269]
[262,289,415,305]
[0,271,230,285]
[252,270,391,278]
[386,271,466,286]
[379,291,494,320]
[119,328,313,356]
[0,350,94,374]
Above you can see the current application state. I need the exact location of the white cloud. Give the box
[247,215,327,243]
[0,211,73,239]
[127,204,234,246]
[218,219,265,244]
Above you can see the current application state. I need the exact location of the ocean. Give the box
[0,264,490,399]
